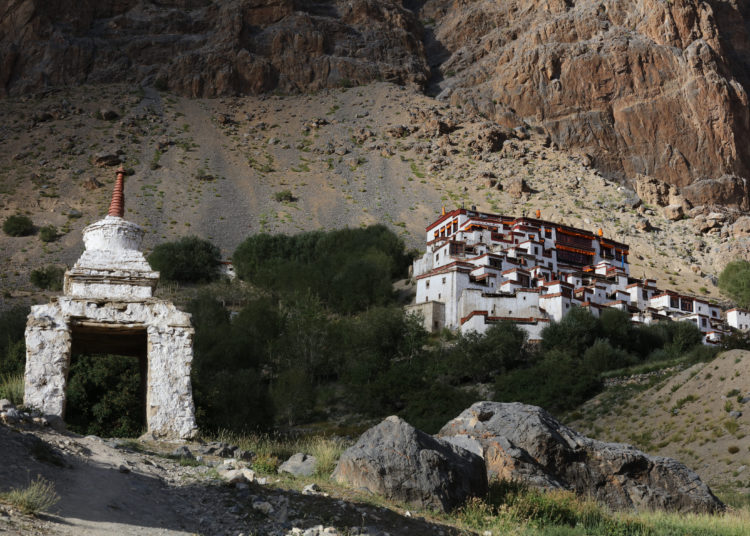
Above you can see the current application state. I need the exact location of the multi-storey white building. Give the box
[407,208,728,344]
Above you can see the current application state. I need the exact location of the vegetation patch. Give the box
[1,476,60,516]
[3,215,34,236]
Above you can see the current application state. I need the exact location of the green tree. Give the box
[541,307,600,355]
[148,236,221,283]
[719,260,750,308]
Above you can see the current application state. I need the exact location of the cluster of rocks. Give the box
[333,402,724,514]
[0,399,49,428]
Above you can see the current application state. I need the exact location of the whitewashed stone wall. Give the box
[24,214,198,439]
[24,297,198,439]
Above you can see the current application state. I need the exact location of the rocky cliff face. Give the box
[3,0,750,206]
[421,0,750,204]
[0,0,428,97]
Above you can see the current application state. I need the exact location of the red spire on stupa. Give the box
[108,166,125,217]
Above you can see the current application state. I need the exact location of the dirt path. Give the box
[0,424,467,536]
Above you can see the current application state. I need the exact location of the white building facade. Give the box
[407,208,729,344]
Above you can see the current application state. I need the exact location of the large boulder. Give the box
[332,416,487,512]
[438,401,723,513]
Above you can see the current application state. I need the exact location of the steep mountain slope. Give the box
[3,0,750,203]
[0,83,730,311]
[569,349,750,491]
[0,0,428,97]
[420,0,750,202]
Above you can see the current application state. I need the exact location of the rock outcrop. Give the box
[438,401,723,514]
[420,0,750,197]
[0,0,428,98]
[332,415,487,512]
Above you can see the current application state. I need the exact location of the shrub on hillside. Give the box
[30,265,64,291]
[147,236,221,283]
[3,215,34,236]
[39,225,58,242]
[719,260,750,309]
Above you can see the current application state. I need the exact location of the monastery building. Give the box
[407,208,729,344]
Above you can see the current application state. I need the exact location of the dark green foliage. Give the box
[494,307,707,413]
[148,236,221,283]
[39,225,58,243]
[273,190,295,202]
[30,265,64,291]
[436,322,527,384]
[719,260,750,308]
[187,294,274,432]
[541,307,600,355]
[0,306,29,376]
[233,226,410,314]
[496,350,601,414]
[65,354,145,437]
[3,215,34,236]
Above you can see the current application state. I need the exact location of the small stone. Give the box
[118,464,130,474]
[302,483,322,495]
[729,411,743,419]
[99,108,120,121]
[172,446,194,459]
[0,399,13,411]
[252,501,274,515]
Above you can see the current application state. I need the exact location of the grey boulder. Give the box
[332,415,487,512]
[279,452,317,477]
[438,401,723,513]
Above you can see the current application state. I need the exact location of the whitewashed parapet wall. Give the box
[24,212,198,439]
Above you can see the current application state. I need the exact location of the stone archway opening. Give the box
[64,323,148,437]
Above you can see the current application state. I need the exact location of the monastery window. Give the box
[712,310,718,318]
[438,293,441,299]
[442,277,446,284]
[565,303,570,309]
[545,229,552,238]
[642,290,647,300]
[426,281,430,288]
[670,297,679,309]
[435,253,439,261]
[534,247,539,255]
[702,318,707,328]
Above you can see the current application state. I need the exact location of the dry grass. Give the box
[1,476,60,516]
[0,374,24,406]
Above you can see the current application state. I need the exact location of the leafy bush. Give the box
[39,225,58,242]
[273,189,295,202]
[1,477,60,515]
[147,236,221,283]
[0,306,29,376]
[719,260,750,308]
[30,265,64,291]
[65,353,145,438]
[3,215,34,236]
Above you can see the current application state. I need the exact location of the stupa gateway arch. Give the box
[24,167,198,439]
